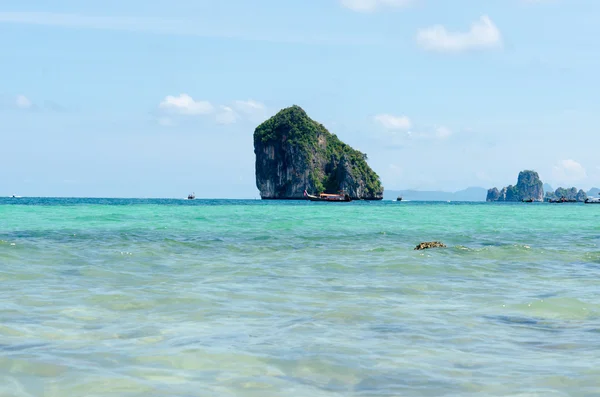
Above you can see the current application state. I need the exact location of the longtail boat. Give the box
[304,190,351,202]
[547,197,577,203]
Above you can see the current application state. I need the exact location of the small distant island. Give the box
[544,187,587,202]
[486,170,544,202]
[487,170,593,202]
[254,105,383,200]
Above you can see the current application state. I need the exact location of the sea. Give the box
[1,198,600,396]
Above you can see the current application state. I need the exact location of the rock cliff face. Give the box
[486,170,544,202]
[254,105,383,200]
[486,187,501,202]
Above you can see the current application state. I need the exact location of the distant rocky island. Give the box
[254,105,383,200]
[486,170,544,202]
[487,170,594,202]
[544,187,588,202]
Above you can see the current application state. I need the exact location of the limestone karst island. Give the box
[252,107,596,204]
[254,105,383,201]
[487,170,593,203]
[486,170,544,202]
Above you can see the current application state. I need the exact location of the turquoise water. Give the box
[1,198,600,396]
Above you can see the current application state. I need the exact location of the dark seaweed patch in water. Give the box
[370,323,405,334]
[0,342,48,352]
[519,341,586,351]
[484,315,538,326]
[480,241,508,247]
[536,292,561,299]
[82,324,104,330]
[354,373,457,395]
[483,315,564,333]
[60,268,82,277]
[576,258,600,269]
[277,375,349,393]
[251,235,273,241]
[279,316,315,330]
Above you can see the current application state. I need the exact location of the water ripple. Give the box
[1,199,600,395]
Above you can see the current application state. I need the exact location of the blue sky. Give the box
[1,0,598,198]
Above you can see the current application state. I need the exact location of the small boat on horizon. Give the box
[396,196,403,202]
[547,196,577,203]
[585,193,600,204]
[187,193,196,200]
[304,189,351,202]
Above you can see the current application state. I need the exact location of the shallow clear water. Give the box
[1,198,600,396]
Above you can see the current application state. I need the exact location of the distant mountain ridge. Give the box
[384,187,487,201]
[588,187,600,197]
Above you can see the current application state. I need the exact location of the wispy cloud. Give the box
[0,11,373,45]
[233,99,268,122]
[339,0,413,12]
[159,94,214,116]
[435,126,452,139]
[15,95,32,109]
[552,159,587,182]
[374,112,455,146]
[157,95,267,126]
[416,15,502,53]
[5,95,67,112]
[215,106,238,125]
[234,100,266,115]
[404,126,453,141]
[374,114,412,130]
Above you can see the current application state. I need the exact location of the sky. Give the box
[1,0,599,198]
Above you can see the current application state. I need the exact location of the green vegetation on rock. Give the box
[254,105,383,199]
[486,170,544,202]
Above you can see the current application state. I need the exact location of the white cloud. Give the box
[416,15,502,53]
[340,0,413,12]
[215,106,238,125]
[157,96,268,126]
[159,94,213,115]
[435,126,452,139]
[16,95,32,109]
[374,114,412,130]
[234,100,266,115]
[374,116,453,143]
[552,159,587,182]
[408,127,452,141]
